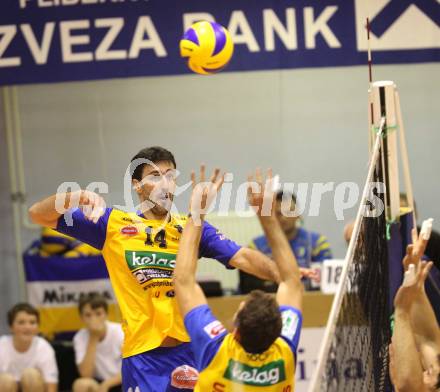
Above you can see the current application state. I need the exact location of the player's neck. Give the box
[12,336,32,353]
[141,209,171,222]
[285,227,298,240]
[99,323,108,342]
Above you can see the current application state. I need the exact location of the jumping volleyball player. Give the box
[28,146,281,391]
[174,168,303,391]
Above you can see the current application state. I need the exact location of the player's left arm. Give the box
[391,307,427,392]
[393,272,431,392]
[392,224,439,392]
[402,227,440,369]
[229,248,280,283]
[174,166,224,317]
[174,216,209,317]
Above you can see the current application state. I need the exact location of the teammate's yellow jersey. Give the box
[57,208,241,358]
[184,304,302,391]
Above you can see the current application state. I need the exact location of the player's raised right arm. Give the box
[248,169,303,311]
[29,190,106,228]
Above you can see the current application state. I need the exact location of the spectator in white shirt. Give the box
[73,294,123,392]
[0,303,58,392]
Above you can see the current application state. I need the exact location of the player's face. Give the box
[10,311,39,343]
[275,200,299,235]
[137,161,177,216]
[80,304,107,328]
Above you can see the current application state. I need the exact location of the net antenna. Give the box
[308,18,418,392]
[367,17,416,230]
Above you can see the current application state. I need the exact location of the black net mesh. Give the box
[319,149,392,392]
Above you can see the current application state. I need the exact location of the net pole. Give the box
[395,91,417,232]
[366,17,375,152]
[308,117,386,392]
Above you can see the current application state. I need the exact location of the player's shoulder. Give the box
[279,306,302,348]
[73,328,88,343]
[106,207,133,221]
[170,214,189,226]
[107,321,124,336]
[280,305,302,321]
[34,336,55,353]
[0,335,11,347]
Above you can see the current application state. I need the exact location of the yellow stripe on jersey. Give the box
[312,242,331,257]
[316,235,328,245]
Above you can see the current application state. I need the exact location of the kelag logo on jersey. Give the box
[124,251,176,285]
[125,251,176,269]
[223,359,286,386]
[0,0,438,85]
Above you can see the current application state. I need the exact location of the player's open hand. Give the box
[247,168,277,218]
[394,260,433,310]
[189,165,224,225]
[76,190,106,223]
[300,268,320,282]
[402,227,430,272]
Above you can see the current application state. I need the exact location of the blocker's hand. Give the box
[247,168,277,218]
[403,228,429,272]
[76,190,107,223]
[394,259,433,311]
[300,268,320,282]
[189,165,224,225]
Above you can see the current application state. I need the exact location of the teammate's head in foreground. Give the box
[131,146,177,216]
[233,290,282,353]
[7,303,40,345]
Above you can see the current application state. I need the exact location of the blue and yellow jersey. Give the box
[185,304,302,391]
[56,208,241,358]
[250,227,332,268]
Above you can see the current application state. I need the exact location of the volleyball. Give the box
[180,21,234,75]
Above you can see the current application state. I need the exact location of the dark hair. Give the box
[7,303,39,326]
[131,146,176,181]
[236,290,282,354]
[276,190,297,204]
[78,294,108,314]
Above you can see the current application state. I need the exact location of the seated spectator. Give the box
[0,303,58,392]
[391,228,440,392]
[240,190,332,292]
[73,294,123,392]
